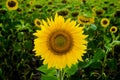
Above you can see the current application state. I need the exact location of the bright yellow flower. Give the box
[78,15,94,25]
[34,18,41,28]
[6,0,18,10]
[100,18,110,27]
[33,14,88,69]
[110,26,118,33]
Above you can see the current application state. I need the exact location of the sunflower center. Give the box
[49,30,73,55]
[55,35,66,47]
[112,28,115,31]
[37,21,40,25]
[103,20,107,25]
[8,1,16,7]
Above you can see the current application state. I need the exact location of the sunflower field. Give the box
[0,0,120,80]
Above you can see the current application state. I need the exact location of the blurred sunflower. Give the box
[95,9,105,17]
[16,8,22,14]
[29,0,35,6]
[33,13,88,69]
[110,26,118,33]
[34,18,41,28]
[100,18,110,27]
[78,15,94,25]
[6,0,18,10]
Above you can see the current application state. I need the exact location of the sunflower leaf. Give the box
[65,64,78,76]
[93,48,105,61]
[90,24,97,30]
[107,58,117,70]
[87,48,105,67]
[79,48,105,68]
[41,74,57,80]
[37,64,56,76]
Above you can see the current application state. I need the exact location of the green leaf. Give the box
[0,23,2,26]
[104,35,111,44]
[65,64,78,76]
[107,58,117,70]
[37,64,56,76]
[79,59,94,68]
[17,32,24,41]
[37,65,57,80]
[93,48,105,62]
[88,48,105,67]
[78,61,87,68]
[90,24,97,30]
[89,61,101,69]
[41,74,57,80]
[79,48,105,68]
[24,40,32,50]
[0,68,2,76]
[13,43,22,52]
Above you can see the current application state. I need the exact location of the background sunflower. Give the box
[78,15,94,25]
[34,18,41,28]
[110,26,118,33]
[100,18,110,27]
[6,0,18,10]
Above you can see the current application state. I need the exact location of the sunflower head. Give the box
[6,0,18,10]
[95,9,105,17]
[114,10,120,17]
[57,9,69,17]
[100,18,110,27]
[78,15,94,25]
[29,0,35,6]
[71,11,79,17]
[110,26,118,33]
[16,8,22,14]
[33,13,88,69]
[34,18,41,28]
[35,4,43,9]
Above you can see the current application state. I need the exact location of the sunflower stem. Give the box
[57,69,64,80]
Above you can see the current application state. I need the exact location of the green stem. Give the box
[57,69,65,80]
[101,49,109,80]
[112,47,114,57]
[102,28,107,80]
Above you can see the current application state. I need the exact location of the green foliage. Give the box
[37,65,57,80]
[65,64,78,76]
[79,48,105,68]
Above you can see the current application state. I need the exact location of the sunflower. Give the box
[95,9,105,17]
[6,0,18,10]
[100,18,110,27]
[78,15,94,25]
[34,18,41,28]
[110,26,118,33]
[57,9,69,17]
[33,13,88,69]
[29,0,35,6]
[16,8,22,14]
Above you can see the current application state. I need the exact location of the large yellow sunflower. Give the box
[6,0,18,10]
[33,14,88,69]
